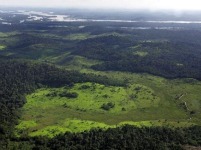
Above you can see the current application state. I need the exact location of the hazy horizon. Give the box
[1,0,201,11]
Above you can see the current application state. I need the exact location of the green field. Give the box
[16,73,201,137]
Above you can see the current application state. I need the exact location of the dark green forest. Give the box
[1,125,201,149]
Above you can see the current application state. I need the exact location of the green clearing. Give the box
[28,119,111,138]
[0,45,6,50]
[23,82,160,113]
[16,77,201,137]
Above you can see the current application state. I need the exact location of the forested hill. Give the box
[72,35,201,80]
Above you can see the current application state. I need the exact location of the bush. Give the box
[59,92,78,98]
[79,85,91,90]
[101,102,115,111]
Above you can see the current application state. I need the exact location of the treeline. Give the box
[0,60,124,139]
[1,125,201,149]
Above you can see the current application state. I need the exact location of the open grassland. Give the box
[22,82,160,114]
[16,76,200,137]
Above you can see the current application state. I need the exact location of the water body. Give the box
[1,22,11,25]
[2,10,201,24]
[120,27,184,30]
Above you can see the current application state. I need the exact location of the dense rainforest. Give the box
[1,125,201,149]
[72,35,201,80]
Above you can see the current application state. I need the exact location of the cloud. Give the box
[1,0,201,10]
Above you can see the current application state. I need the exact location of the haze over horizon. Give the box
[1,0,201,11]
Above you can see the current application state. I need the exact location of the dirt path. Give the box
[178,93,190,111]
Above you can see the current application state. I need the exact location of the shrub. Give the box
[101,102,115,111]
[59,91,78,98]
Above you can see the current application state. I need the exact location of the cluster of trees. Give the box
[101,102,115,111]
[58,91,78,98]
[46,91,79,98]
[1,125,201,149]
[72,35,134,61]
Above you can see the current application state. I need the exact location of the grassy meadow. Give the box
[15,74,201,137]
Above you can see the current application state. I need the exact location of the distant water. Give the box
[119,27,184,30]
[1,22,12,25]
[91,20,201,24]
[2,10,201,24]
[145,21,201,24]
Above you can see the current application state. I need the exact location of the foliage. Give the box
[1,12,201,149]
[101,102,115,111]
[2,125,201,149]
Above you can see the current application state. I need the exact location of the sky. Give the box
[1,0,201,10]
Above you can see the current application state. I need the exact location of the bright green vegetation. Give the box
[23,82,160,113]
[16,75,201,137]
[28,119,111,138]
[0,45,6,50]
[14,54,201,138]
[16,121,37,131]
